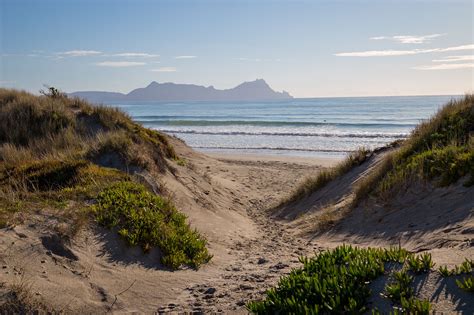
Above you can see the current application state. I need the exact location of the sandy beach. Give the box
[206,151,343,168]
[1,134,472,313]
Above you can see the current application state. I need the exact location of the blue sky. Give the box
[1,0,473,97]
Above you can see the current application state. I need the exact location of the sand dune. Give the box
[1,136,472,313]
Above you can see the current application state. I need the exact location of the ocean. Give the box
[107,95,459,158]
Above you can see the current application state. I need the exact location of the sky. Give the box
[0,0,473,98]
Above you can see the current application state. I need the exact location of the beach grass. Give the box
[0,88,210,269]
[280,147,370,205]
[353,94,473,205]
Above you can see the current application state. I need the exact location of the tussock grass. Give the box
[354,94,474,204]
[0,88,176,171]
[281,148,370,205]
[0,88,211,269]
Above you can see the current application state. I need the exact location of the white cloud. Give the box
[96,61,146,67]
[413,63,474,70]
[393,34,444,44]
[370,34,444,44]
[112,52,159,58]
[370,36,387,40]
[57,50,102,57]
[174,55,197,59]
[441,44,474,51]
[335,44,474,57]
[433,55,474,62]
[335,49,429,57]
[150,67,177,72]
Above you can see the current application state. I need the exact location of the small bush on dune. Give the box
[93,181,212,269]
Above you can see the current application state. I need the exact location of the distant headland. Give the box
[69,79,293,102]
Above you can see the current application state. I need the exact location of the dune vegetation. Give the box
[247,245,433,314]
[0,88,211,269]
[354,94,473,204]
[280,147,370,206]
[248,244,473,314]
[250,95,473,313]
[280,95,473,208]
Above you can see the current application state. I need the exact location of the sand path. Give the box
[1,139,472,313]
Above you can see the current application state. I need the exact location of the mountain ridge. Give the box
[70,79,292,103]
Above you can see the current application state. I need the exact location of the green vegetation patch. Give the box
[248,246,442,314]
[457,276,474,292]
[355,95,474,203]
[247,245,412,314]
[92,181,212,269]
[2,159,89,191]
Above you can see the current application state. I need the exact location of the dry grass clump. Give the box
[281,148,370,205]
[0,88,178,227]
[0,273,55,314]
[0,88,176,171]
[353,94,473,205]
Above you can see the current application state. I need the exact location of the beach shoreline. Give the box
[205,151,343,168]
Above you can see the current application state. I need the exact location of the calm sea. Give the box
[107,95,459,158]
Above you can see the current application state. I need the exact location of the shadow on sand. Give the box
[93,226,175,272]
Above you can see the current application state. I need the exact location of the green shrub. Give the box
[453,259,473,275]
[384,265,432,313]
[407,253,434,274]
[456,276,474,292]
[438,259,473,277]
[400,297,431,314]
[92,181,212,269]
[247,245,410,314]
[438,265,452,277]
[386,270,414,301]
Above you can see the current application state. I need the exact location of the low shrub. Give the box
[438,265,452,277]
[400,297,431,314]
[456,276,474,292]
[453,259,473,275]
[92,181,212,269]
[386,270,414,301]
[407,253,434,274]
[248,245,410,314]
